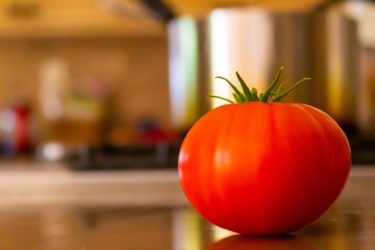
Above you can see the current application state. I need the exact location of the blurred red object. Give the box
[13,106,30,153]
[0,105,30,154]
[136,118,174,145]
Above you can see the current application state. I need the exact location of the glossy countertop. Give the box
[0,165,373,249]
[0,161,186,207]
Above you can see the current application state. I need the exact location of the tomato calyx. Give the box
[210,66,311,103]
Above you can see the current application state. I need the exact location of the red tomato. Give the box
[178,102,351,235]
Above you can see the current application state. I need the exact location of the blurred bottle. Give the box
[38,58,68,122]
[38,58,112,145]
[37,58,69,143]
[0,105,31,155]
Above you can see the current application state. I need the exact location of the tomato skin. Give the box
[178,102,351,235]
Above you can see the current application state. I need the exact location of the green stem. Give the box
[211,67,311,104]
[232,93,241,103]
[274,82,286,95]
[215,76,246,102]
[236,72,254,101]
[272,77,311,102]
[260,66,284,102]
[210,95,234,104]
[251,88,259,101]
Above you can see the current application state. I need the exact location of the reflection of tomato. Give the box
[206,235,315,250]
[178,102,351,235]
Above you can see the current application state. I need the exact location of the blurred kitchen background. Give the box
[0,0,374,167]
[0,1,374,249]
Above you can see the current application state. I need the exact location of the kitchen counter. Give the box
[0,161,186,207]
[0,164,373,249]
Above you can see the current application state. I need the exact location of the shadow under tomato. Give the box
[205,234,316,250]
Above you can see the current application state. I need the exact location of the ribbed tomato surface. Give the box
[178,102,351,235]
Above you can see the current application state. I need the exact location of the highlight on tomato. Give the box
[178,67,351,235]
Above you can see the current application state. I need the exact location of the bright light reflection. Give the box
[172,209,201,250]
[42,143,65,161]
[214,148,230,166]
[212,225,236,241]
[209,10,231,108]
[168,17,198,129]
[0,110,15,132]
[209,8,274,109]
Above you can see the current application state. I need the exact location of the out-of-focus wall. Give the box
[0,38,170,143]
